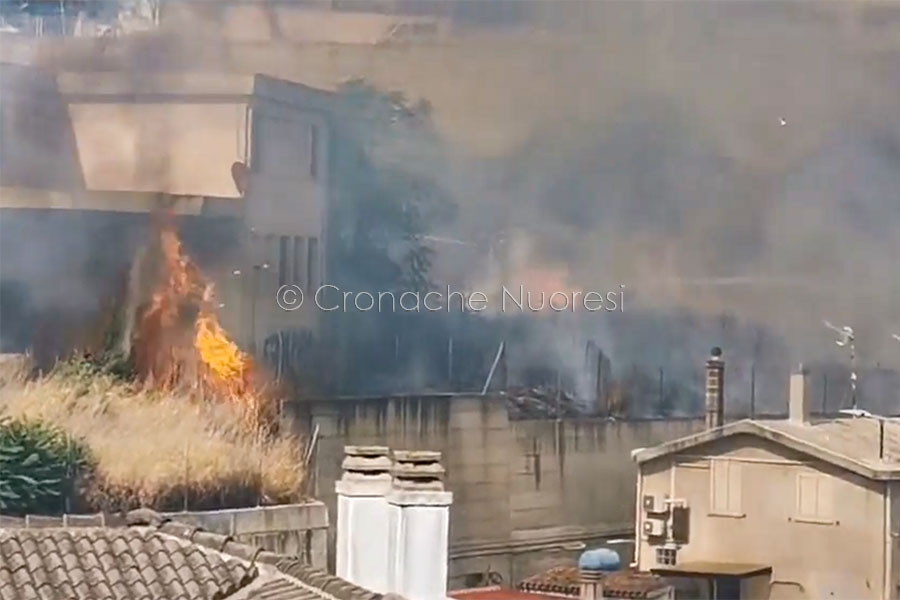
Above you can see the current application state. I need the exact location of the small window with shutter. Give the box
[794,472,834,524]
[709,459,744,517]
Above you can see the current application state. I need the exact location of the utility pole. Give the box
[824,320,857,410]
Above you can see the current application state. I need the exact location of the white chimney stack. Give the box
[387,450,453,600]
[335,446,393,593]
[579,570,605,600]
[789,365,811,424]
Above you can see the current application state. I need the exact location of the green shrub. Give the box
[54,351,134,383]
[0,417,93,516]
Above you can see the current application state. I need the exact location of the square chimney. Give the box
[386,450,453,600]
[789,365,811,424]
[335,445,393,593]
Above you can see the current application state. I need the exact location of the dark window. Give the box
[307,237,319,290]
[251,112,262,173]
[292,236,305,286]
[278,235,289,287]
[309,124,319,180]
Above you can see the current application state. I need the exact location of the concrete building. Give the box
[0,64,330,360]
[632,362,900,599]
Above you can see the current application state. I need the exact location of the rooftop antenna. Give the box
[824,320,857,410]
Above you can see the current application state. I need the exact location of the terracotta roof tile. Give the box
[519,566,579,596]
[515,566,671,599]
[0,509,397,600]
[600,571,671,598]
[275,557,382,600]
[253,578,331,600]
[0,527,256,600]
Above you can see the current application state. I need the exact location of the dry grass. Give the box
[0,359,306,512]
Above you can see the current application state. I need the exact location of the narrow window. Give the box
[292,236,305,286]
[251,112,262,173]
[278,235,289,287]
[795,473,833,523]
[309,124,319,180]
[307,237,319,290]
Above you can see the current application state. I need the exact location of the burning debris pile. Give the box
[505,385,584,420]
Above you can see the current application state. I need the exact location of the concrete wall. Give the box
[0,502,329,571]
[283,394,701,588]
[164,502,329,570]
[637,434,886,599]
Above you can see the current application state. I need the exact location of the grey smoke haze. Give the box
[421,1,900,373]
[4,0,900,406]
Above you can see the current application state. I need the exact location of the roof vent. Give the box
[789,365,811,425]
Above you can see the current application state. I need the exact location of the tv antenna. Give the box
[824,320,857,410]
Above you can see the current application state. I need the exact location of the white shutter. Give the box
[709,459,743,516]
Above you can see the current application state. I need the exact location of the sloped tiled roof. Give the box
[516,566,671,599]
[0,509,387,600]
[451,567,670,600]
[633,417,900,480]
[0,527,255,599]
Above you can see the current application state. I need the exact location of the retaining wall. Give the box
[283,394,701,588]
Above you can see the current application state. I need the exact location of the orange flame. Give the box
[132,217,268,428]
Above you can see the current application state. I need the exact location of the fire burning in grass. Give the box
[0,364,305,511]
[130,215,271,429]
[0,215,302,511]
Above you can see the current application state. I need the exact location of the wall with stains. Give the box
[283,393,701,587]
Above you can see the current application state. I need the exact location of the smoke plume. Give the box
[3,1,900,410]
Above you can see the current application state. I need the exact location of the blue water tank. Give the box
[578,548,621,572]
